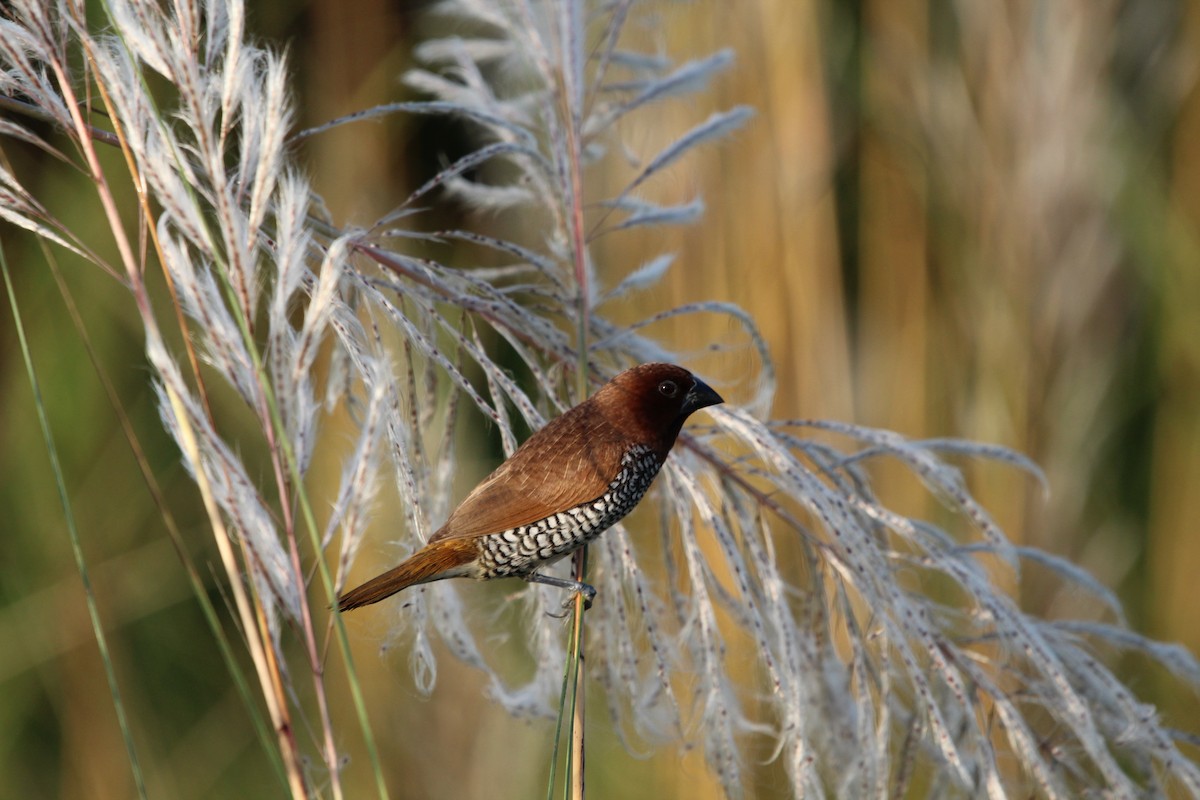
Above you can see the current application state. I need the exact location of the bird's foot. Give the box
[524,573,597,611]
[555,589,594,614]
[572,583,597,612]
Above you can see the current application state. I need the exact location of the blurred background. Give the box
[3,0,1200,797]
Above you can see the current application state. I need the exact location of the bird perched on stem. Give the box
[335,363,723,611]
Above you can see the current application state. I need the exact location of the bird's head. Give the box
[592,363,724,454]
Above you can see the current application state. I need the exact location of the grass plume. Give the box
[2,0,1199,797]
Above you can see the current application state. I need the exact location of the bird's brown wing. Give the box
[429,406,624,542]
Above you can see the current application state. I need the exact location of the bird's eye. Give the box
[657,380,678,398]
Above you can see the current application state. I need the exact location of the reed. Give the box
[2,0,1198,797]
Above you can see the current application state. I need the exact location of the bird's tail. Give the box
[335,538,477,611]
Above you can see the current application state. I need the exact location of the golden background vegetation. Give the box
[3,0,1200,797]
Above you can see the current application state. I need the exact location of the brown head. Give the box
[587,363,723,456]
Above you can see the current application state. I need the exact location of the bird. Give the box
[335,362,723,611]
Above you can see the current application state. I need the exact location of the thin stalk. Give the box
[562,0,589,792]
[565,553,588,800]
[164,384,310,800]
[82,20,387,796]
[43,243,288,787]
[545,637,575,800]
[64,26,311,795]
[48,23,313,796]
[564,0,592,796]
[206,242,389,799]
[133,29,351,789]
[1,245,149,800]
[199,229,389,799]
[0,94,121,147]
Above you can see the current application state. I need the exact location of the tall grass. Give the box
[2,0,1199,798]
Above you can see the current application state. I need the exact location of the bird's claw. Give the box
[578,585,596,611]
[556,586,595,613]
[525,572,597,611]
[552,587,595,614]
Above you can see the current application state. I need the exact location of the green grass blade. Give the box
[43,246,290,791]
[1,243,148,800]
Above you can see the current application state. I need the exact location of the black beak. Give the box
[682,377,724,416]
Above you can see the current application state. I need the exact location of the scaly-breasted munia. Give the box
[335,363,723,610]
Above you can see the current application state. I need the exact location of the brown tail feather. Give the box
[335,538,478,611]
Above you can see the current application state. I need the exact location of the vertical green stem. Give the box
[564,0,589,793]
[2,246,148,800]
